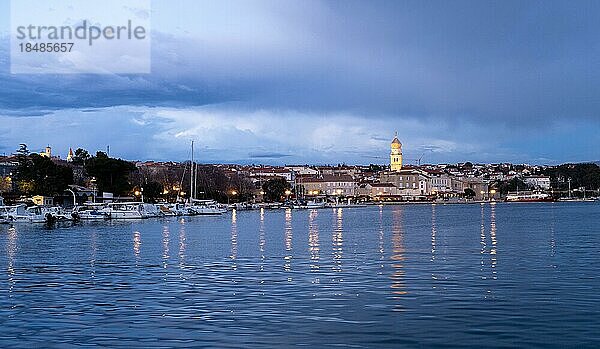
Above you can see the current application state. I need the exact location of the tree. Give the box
[493,177,531,195]
[0,177,12,194]
[84,152,136,195]
[72,148,91,165]
[464,188,476,199]
[142,181,164,203]
[14,153,74,196]
[262,177,291,202]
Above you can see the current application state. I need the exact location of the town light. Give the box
[231,190,238,196]
[134,190,141,196]
[284,190,292,195]
[260,191,265,195]
[180,191,186,196]
[490,189,496,194]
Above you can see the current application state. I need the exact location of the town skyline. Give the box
[1,1,600,165]
[2,138,599,168]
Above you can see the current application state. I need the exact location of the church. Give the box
[390,132,403,171]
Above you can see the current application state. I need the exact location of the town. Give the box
[1,134,599,212]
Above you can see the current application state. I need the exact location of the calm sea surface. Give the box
[0,202,599,348]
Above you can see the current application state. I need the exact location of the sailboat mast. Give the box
[190,140,194,202]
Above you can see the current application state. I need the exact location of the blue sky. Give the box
[1,0,599,165]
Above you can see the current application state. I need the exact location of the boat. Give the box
[505,191,555,202]
[0,204,47,223]
[102,202,161,219]
[43,206,75,221]
[558,197,596,202]
[291,200,327,209]
[155,203,195,216]
[189,199,227,215]
[71,203,111,221]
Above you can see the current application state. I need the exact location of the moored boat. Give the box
[189,199,227,215]
[71,203,111,221]
[102,202,161,219]
[0,204,47,223]
[505,191,555,202]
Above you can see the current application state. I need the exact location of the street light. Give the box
[228,190,238,205]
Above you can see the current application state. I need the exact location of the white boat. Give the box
[102,202,161,219]
[292,200,327,209]
[0,204,47,223]
[71,204,110,221]
[505,191,554,202]
[0,197,6,224]
[189,199,227,215]
[43,206,75,221]
[155,203,193,216]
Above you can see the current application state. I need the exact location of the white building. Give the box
[524,176,551,190]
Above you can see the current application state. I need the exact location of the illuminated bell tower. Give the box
[390,132,403,171]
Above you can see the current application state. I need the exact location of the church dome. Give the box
[391,135,402,148]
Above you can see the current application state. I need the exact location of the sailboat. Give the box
[186,140,226,215]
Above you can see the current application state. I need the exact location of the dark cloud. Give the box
[1,1,599,163]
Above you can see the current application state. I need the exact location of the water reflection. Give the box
[550,205,556,259]
[162,225,170,272]
[6,226,17,297]
[490,203,497,280]
[308,209,320,278]
[259,208,266,272]
[90,229,97,281]
[179,218,186,269]
[480,204,487,279]
[390,207,407,301]
[133,231,141,263]
[231,210,238,270]
[378,205,384,273]
[431,204,437,284]
[284,208,293,275]
[332,208,343,274]
[480,203,498,296]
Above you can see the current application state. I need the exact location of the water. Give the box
[0,202,599,348]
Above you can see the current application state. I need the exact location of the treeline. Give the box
[6,144,256,203]
[542,163,600,191]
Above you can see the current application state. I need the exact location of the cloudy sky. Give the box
[1,0,599,165]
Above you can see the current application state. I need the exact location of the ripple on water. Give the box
[0,203,599,347]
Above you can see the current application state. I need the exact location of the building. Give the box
[66,148,74,162]
[39,146,52,158]
[285,166,319,176]
[301,174,356,196]
[524,176,551,190]
[390,132,403,171]
[357,182,399,198]
[32,195,54,206]
[380,168,430,198]
[425,169,453,194]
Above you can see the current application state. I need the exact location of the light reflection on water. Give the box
[284,208,292,275]
[0,203,599,348]
[390,207,406,303]
[308,209,320,276]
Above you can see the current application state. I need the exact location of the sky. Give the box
[0,0,599,165]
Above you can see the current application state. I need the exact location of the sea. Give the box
[0,202,599,348]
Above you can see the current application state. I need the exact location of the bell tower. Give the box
[390,132,402,171]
